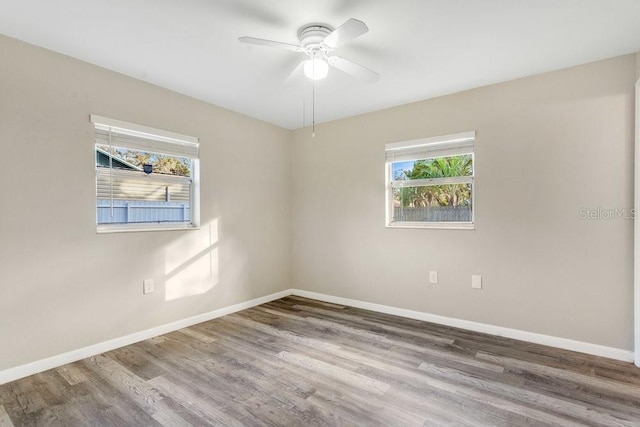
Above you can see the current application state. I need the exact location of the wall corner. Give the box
[635,51,640,367]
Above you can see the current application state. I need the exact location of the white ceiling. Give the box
[1,0,639,129]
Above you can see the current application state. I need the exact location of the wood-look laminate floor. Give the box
[1,296,640,426]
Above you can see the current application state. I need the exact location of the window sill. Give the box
[386,221,475,230]
[97,223,199,234]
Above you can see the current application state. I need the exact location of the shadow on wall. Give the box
[164,218,219,301]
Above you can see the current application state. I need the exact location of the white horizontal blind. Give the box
[385,131,475,162]
[92,114,200,231]
[91,115,199,158]
[96,168,191,202]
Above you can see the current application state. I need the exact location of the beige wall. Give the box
[0,35,291,370]
[291,55,637,350]
[0,31,636,372]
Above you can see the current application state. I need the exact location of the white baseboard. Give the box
[1,287,634,385]
[291,289,635,363]
[0,289,291,385]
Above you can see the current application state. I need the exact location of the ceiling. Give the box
[1,0,639,130]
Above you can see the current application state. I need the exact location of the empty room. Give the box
[2,0,640,425]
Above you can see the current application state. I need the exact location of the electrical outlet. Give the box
[143,279,155,294]
[429,271,438,284]
[472,275,482,289]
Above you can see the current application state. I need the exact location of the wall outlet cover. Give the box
[472,275,482,289]
[429,271,438,284]
[143,279,155,294]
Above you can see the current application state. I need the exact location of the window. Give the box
[385,131,475,229]
[91,115,200,233]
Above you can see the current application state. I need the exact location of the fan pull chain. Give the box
[312,77,315,138]
[302,75,306,129]
[311,51,316,137]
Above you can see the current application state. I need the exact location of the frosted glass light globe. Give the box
[304,58,329,80]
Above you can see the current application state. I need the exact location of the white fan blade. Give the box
[239,37,303,52]
[323,18,368,49]
[284,61,305,87]
[327,56,379,83]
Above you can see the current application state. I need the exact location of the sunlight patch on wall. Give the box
[165,218,219,301]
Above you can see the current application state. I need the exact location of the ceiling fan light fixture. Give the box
[304,57,328,80]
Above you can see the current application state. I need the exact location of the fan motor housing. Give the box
[298,24,333,50]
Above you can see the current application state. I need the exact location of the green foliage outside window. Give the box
[98,145,191,177]
[394,155,472,208]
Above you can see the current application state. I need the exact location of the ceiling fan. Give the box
[239,18,380,84]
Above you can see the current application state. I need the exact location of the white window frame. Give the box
[385,131,475,230]
[91,115,200,233]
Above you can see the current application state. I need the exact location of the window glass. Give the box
[92,115,199,232]
[385,132,475,229]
